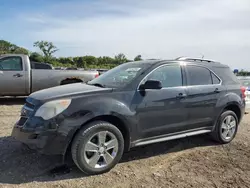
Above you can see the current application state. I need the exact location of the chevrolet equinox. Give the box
[11,57,245,175]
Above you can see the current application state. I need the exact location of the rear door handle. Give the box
[214,88,221,93]
[13,73,23,78]
[176,93,187,99]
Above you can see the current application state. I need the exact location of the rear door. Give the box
[184,65,223,129]
[0,56,26,95]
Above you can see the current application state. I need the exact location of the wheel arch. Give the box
[60,78,84,85]
[223,103,242,122]
[63,114,131,162]
[212,100,243,132]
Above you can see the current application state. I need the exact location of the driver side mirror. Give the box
[139,80,162,90]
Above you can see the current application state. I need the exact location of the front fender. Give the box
[57,97,135,155]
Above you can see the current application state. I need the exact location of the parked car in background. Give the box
[237,76,250,108]
[0,54,99,96]
[12,57,245,175]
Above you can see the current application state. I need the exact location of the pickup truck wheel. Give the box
[211,110,238,144]
[71,121,124,175]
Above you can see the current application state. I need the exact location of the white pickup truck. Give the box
[0,54,99,96]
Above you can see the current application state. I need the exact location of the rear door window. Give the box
[186,65,212,85]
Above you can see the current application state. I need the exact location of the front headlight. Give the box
[35,99,71,120]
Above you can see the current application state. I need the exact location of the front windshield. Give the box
[88,62,152,88]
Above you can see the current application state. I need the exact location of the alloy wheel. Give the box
[83,131,119,169]
[221,115,237,140]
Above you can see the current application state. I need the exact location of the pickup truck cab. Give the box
[0,54,99,96]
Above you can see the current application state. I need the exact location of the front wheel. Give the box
[211,110,238,144]
[71,121,124,175]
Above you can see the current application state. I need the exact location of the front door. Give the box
[0,56,26,95]
[134,63,189,139]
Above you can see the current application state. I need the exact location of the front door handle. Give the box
[13,73,23,78]
[176,93,187,99]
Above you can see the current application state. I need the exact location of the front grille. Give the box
[18,100,35,126]
[21,107,29,117]
[17,117,28,126]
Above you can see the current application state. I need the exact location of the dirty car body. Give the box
[11,58,245,174]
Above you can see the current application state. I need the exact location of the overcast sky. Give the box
[1,0,250,70]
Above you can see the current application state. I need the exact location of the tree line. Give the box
[236,70,250,76]
[2,39,249,74]
[0,40,143,69]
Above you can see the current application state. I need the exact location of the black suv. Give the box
[11,57,245,175]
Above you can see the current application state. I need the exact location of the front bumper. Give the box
[12,125,50,150]
[11,118,68,155]
[11,97,84,156]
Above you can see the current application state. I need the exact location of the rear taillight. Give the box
[241,86,246,99]
[95,73,99,78]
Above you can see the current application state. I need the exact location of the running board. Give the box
[134,130,211,147]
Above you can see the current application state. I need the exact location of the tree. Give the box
[83,56,98,66]
[29,52,44,62]
[33,41,58,58]
[237,69,250,76]
[73,57,86,68]
[78,60,87,68]
[13,47,29,55]
[114,53,128,64]
[0,40,14,54]
[0,40,29,55]
[134,55,142,61]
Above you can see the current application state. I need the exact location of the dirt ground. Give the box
[0,98,250,188]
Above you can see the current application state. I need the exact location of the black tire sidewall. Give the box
[216,110,238,143]
[72,121,124,175]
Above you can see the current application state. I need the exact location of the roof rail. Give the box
[175,56,217,63]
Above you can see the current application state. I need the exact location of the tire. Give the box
[211,110,238,144]
[71,121,124,175]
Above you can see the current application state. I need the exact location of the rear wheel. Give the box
[71,121,124,175]
[211,110,238,144]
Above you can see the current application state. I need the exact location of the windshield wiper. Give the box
[88,83,105,88]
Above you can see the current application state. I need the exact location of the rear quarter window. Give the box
[213,67,240,85]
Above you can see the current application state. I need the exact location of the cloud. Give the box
[6,0,250,69]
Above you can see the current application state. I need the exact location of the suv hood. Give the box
[29,83,113,101]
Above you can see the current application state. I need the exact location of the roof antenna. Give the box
[201,54,204,59]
